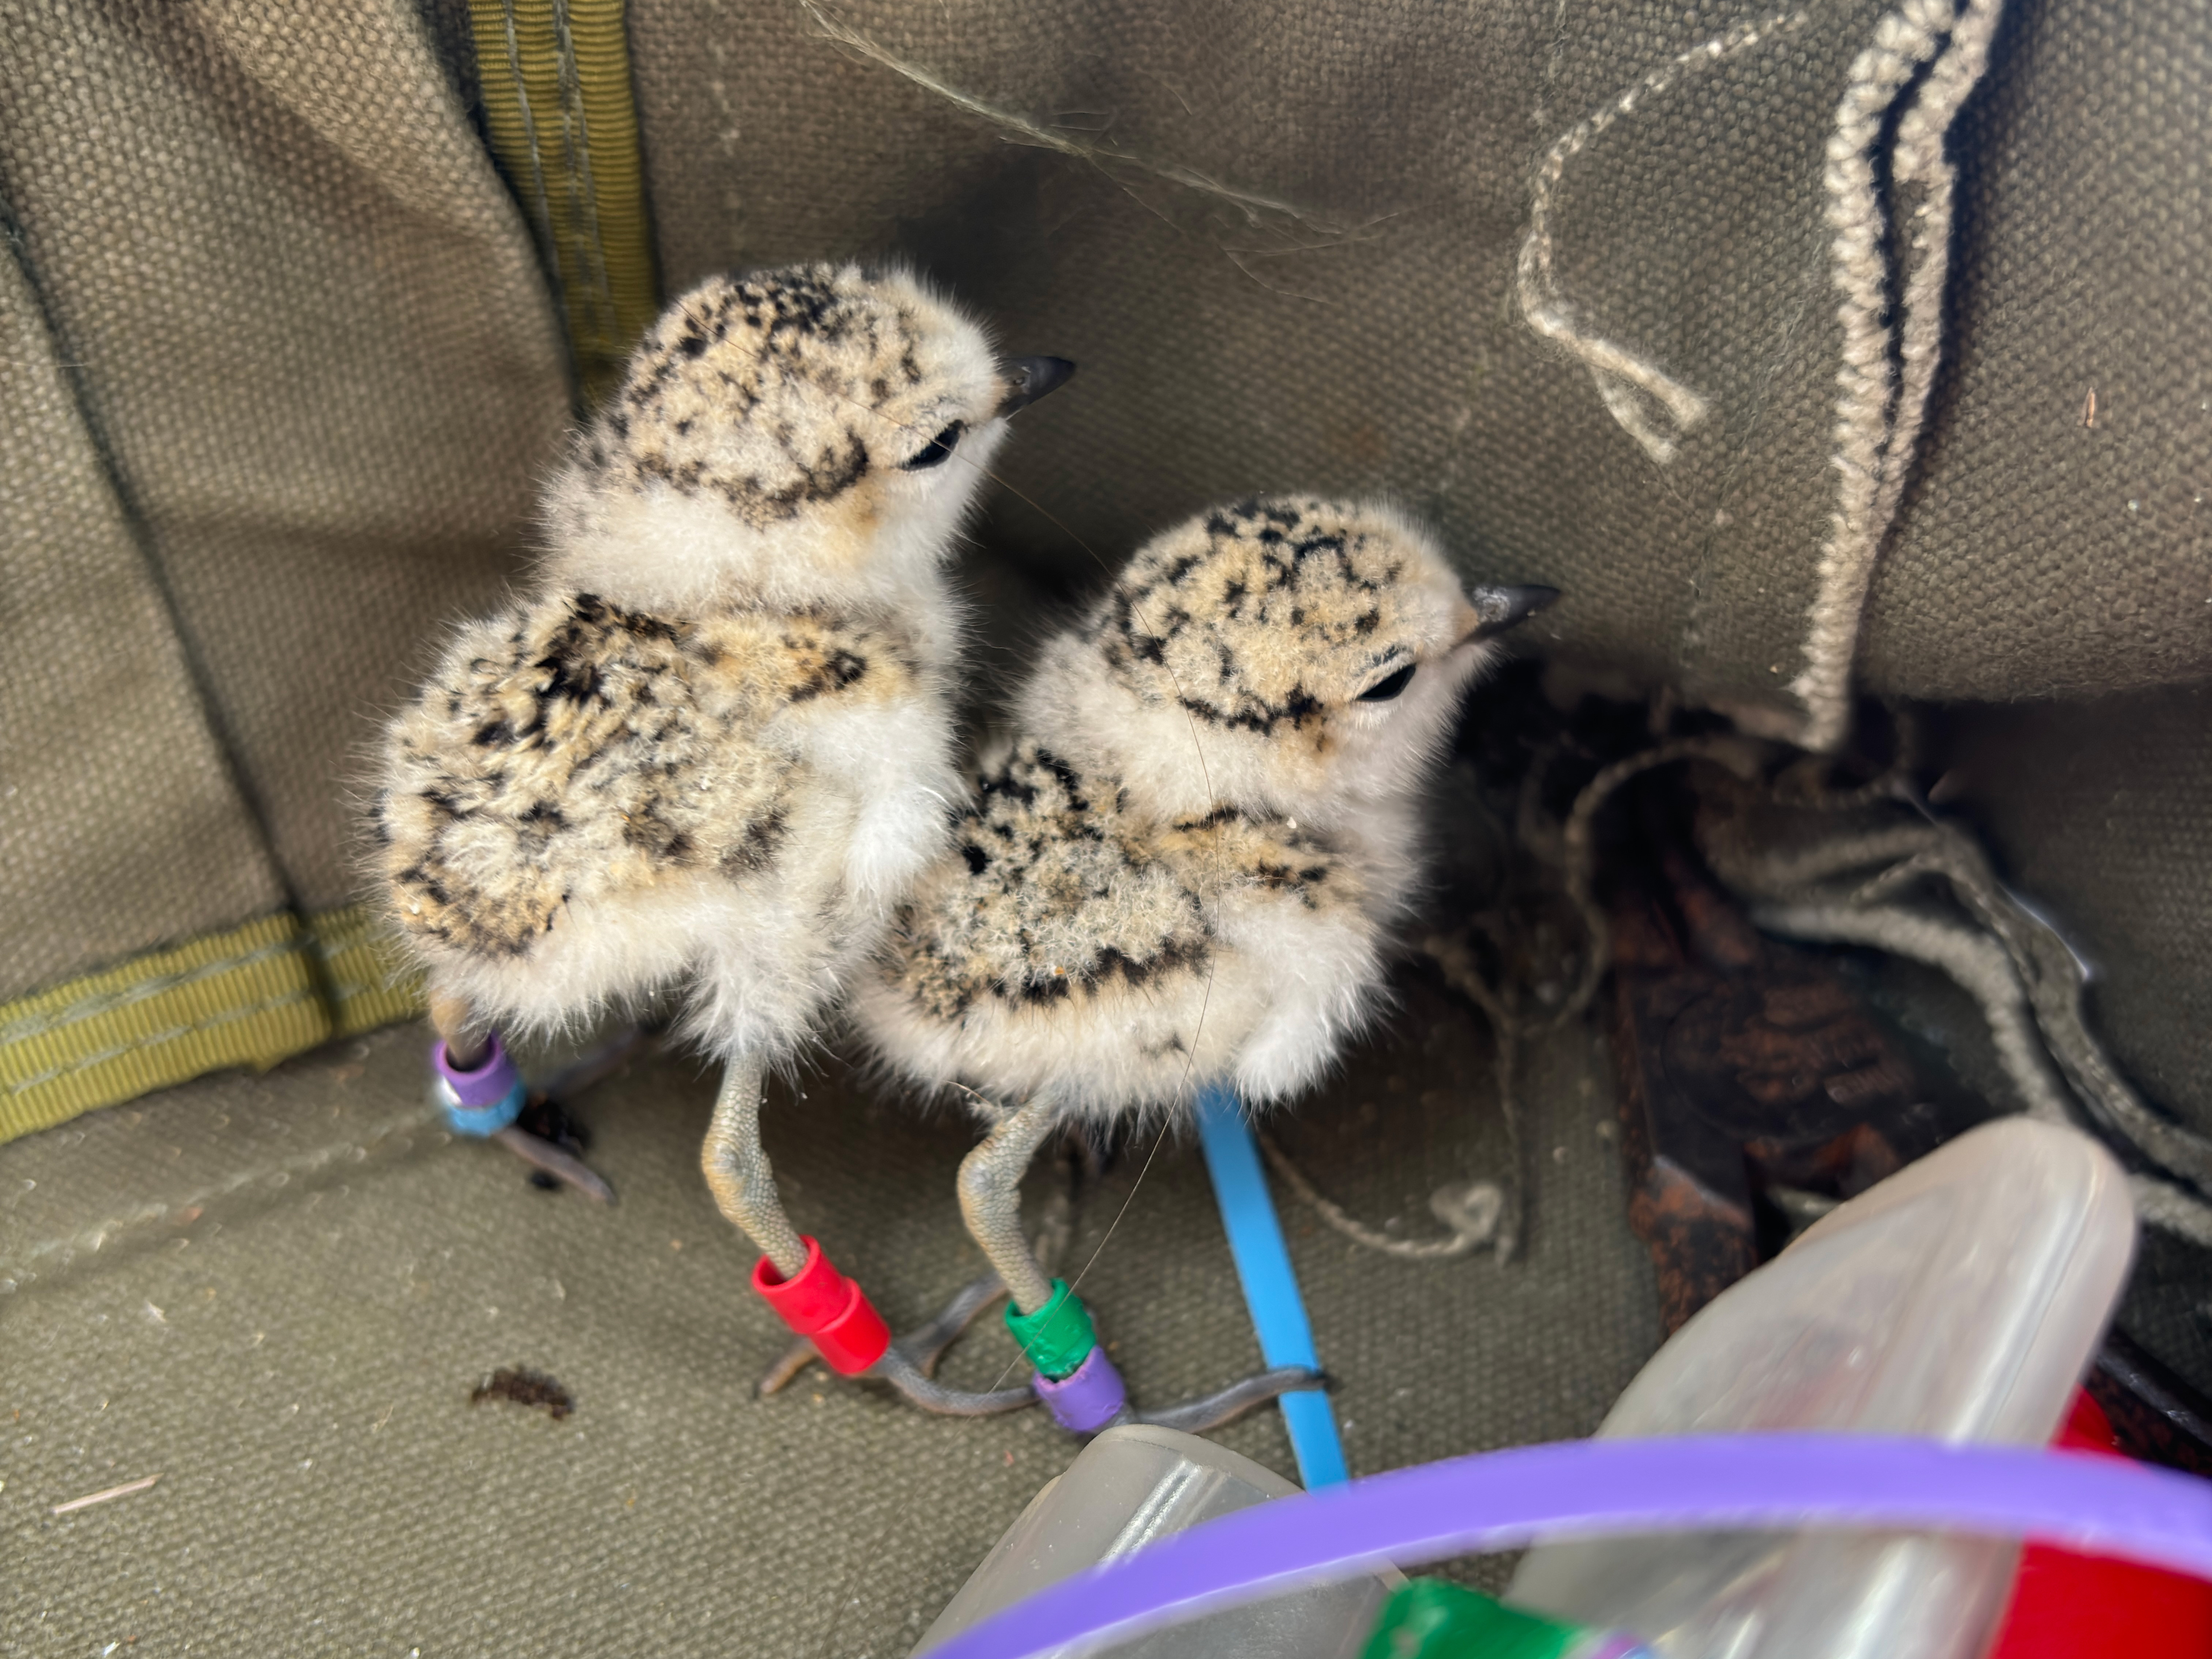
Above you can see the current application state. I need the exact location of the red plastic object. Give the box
[750,1236,892,1376]
[1987,1391,2212,1657]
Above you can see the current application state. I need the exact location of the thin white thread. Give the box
[1792,0,2002,749]
[1516,13,1809,465]
[800,3,1354,238]
[1257,1121,1500,1262]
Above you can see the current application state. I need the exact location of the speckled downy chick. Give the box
[853,497,1553,1423]
[372,263,1072,1283]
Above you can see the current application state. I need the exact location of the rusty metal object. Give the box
[1610,899,1759,1333]
[1606,783,1946,1332]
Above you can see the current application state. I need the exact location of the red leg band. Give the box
[751,1236,891,1376]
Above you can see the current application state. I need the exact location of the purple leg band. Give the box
[1031,1344,1127,1433]
[432,1034,527,1137]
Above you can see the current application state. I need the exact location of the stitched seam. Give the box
[3,985,322,1098]
[329,971,412,1005]
[1,1104,444,1278]
[499,0,568,326]
[1792,0,2003,749]
[549,0,617,361]
[0,934,307,1049]
[1867,0,2004,535]
[310,918,413,1005]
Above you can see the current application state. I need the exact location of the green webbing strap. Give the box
[0,905,423,1146]
[1003,1279,1099,1381]
[468,0,660,406]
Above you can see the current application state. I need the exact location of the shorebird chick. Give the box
[371,264,1072,1389]
[855,496,1556,1430]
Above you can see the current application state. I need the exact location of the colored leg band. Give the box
[1002,1279,1098,1381]
[1359,1579,1654,1659]
[432,1035,527,1137]
[1031,1344,1128,1433]
[751,1236,891,1376]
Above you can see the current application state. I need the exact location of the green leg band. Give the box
[1002,1279,1098,1381]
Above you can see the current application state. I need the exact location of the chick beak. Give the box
[1458,584,1560,645]
[996,356,1077,417]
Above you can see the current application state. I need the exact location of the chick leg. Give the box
[700,1055,807,1276]
[429,990,613,1202]
[952,1092,1316,1434]
[428,989,488,1068]
[888,1133,1086,1382]
[704,1058,835,1397]
[710,1062,1034,1415]
[851,1090,1064,1416]
[956,1091,1064,1316]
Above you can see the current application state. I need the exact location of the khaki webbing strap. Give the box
[0,906,423,1145]
[470,0,659,404]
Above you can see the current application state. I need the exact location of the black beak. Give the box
[1463,584,1560,642]
[997,356,1076,417]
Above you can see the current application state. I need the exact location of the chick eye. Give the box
[900,422,964,470]
[1355,663,1417,702]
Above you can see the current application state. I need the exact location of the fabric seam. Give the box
[1792,0,2006,748]
[4,985,324,1098]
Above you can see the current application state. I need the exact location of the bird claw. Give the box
[484,1026,651,1203]
[872,1345,1038,1417]
[755,1337,822,1398]
[758,1275,1016,1403]
[894,1271,1009,1378]
[881,1275,1321,1432]
[857,1275,1036,1415]
[489,1123,615,1203]
[1131,1366,1327,1434]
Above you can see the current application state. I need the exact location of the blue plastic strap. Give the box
[1195,1084,1348,1489]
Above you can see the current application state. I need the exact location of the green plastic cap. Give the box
[1002,1279,1098,1380]
[1359,1578,1586,1659]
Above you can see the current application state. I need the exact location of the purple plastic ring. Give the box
[432,1034,526,1137]
[1032,1344,1127,1433]
[922,1434,2212,1659]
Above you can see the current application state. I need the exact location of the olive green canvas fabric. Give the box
[1940,682,2212,1138]
[0,0,572,938]
[628,0,1953,745]
[1864,0,2212,702]
[0,234,288,1004]
[4,3,2211,1647]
